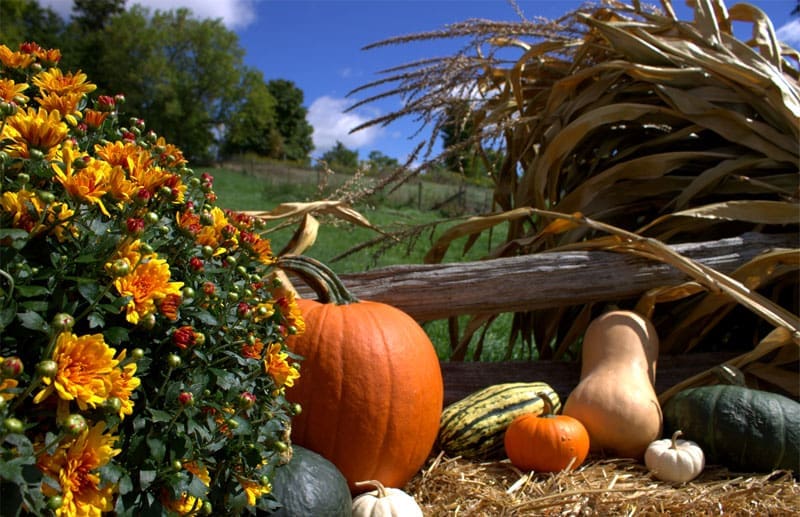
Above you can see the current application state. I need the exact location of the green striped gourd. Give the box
[438,382,561,459]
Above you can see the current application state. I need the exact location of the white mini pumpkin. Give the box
[352,480,423,517]
[644,430,705,483]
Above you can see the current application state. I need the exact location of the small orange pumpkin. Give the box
[278,255,444,494]
[504,392,590,472]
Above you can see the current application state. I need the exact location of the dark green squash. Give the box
[269,445,352,516]
[662,384,800,474]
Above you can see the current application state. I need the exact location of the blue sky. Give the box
[42,0,800,162]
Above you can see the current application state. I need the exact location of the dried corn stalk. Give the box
[351,0,799,389]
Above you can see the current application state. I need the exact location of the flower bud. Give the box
[177,391,194,406]
[139,313,156,330]
[167,354,182,368]
[0,357,23,378]
[181,286,196,299]
[61,414,87,435]
[144,212,159,225]
[36,190,55,204]
[16,172,30,185]
[29,148,45,161]
[36,360,58,378]
[51,313,75,331]
[107,258,131,277]
[131,348,145,360]
[238,391,256,409]
[3,418,24,434]
[47,495,64,511]
[104,397,122,414]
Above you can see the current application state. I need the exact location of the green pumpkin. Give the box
[269,445,352,516]
[662,384,800,474]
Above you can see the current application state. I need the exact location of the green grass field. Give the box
[205,165,524,361]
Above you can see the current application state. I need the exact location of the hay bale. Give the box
[408,452,799,515]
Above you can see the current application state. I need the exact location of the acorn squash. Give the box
[662,384,800,474]
[269,445,352,516]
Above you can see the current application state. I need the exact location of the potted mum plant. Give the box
[0,41,304,516]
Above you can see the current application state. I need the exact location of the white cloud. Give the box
[307,96,381,155]
[38,0,257,29]
[777,19,800,47]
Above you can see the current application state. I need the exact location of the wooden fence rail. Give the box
[290,232,797,322]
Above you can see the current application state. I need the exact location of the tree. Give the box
[320,141,358,171]
[222,68,281,157]
[78,6,247,163]
[267,79,314,162]
[0,0,65,50]
[366,150,399,174]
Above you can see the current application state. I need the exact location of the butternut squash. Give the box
[562,310,662,460]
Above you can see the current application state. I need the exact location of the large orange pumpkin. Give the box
[279,256,444,494]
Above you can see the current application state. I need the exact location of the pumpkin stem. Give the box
[670,430,684,449]
[537,391,556,416]
[354,479,388,498]
[276,255,359,305]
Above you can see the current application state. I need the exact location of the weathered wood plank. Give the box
[439,352,738,405]
[289,232,796,321]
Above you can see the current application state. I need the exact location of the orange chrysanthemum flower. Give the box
[37,91,84,126]
[93,140,142,170]
[154,136,188,167]
[114,257,184,325]
[37,423,120,517]
[53,142,112,216]
[32,68,97,97]
[0,44,35,68]
[33,332,118,410]
[31,46,61,65]
[159,293,182,321]
[1,106,68,159]
[0,78,29,103]
[264,343,299,389]
[106,165,139,202]
[82,108,109,129]
[241,339,265,359]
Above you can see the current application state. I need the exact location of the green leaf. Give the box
[77,281,100,303]
[193,310,218,326]
[147,409,172,423]
[146,436,165,462]
[88,312,105,329]
[139,470,157,489]
[103,326,130,345]
[0,229,30,249]
[0,456,33,484]
[14,285,49,297]
[17,311,48,333]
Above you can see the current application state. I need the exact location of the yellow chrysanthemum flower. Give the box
[32,67,97,97]
[239,477,271,506]
[0,189,75,239]
[264,343,299,389]
[37,91,84,126]
[93,140,141,170]
[161,462,211,515]
[114,257,184,325]
[0,44,35,68]
[0,78,29,103]
[195,206,236,249]
[53,141,112,216]
[1,106,69,159]
[38,423,120,517]
[109,350,140,419]
[33,332,118,410]
[106,165,139,202]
